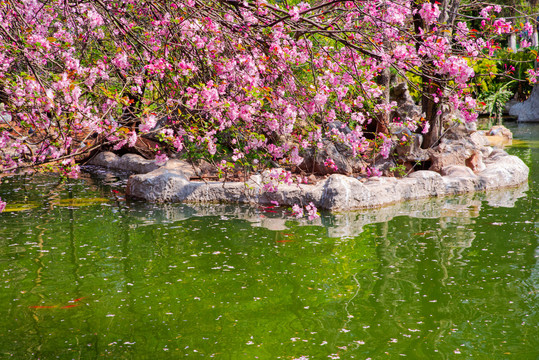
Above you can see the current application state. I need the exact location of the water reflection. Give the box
[127,182,528,239]
[0,123,537,359]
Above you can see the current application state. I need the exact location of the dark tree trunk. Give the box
[413,0,460,148]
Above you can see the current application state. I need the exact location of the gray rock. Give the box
[88,151,195,178]
[163,159,197,179]
[88,151,120,168]
[390,82,421,121]
[117,154,160,174]
[392,131,429,162]
[299,139,366,175]
[440,165,476,178]
[91,137,529,213]
[319,174,370,210]
[508,85,539,122]
[126,168,192,202]
[124,147,528,212]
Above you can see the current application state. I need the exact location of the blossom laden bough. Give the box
[0,0,533,211]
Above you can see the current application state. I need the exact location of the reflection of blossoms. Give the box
[292,204,303,218]
[292,203,319,220]
[68,165,80,179]
[305,202,320,220]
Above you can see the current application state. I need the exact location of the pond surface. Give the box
[0,123,537,359]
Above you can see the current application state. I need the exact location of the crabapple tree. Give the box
[0,0,533,214]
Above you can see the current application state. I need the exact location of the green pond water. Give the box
[0,123,537,359]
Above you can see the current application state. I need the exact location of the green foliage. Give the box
[389,163,407,177]
[470,57,498,93]
[495,49,536,97]
[405,69,423,102]
[477,81,515,124]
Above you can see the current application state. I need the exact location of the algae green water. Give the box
[0,123,537,359]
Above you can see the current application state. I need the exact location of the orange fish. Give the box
[61,304,80,309]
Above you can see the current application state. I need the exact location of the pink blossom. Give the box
[366,166,382,177]
[127,131,137,147]
[289,7,300,22]
[155,153,169,166]
[378,133,392,159]
[527,69,538,84]
[324,158,338,172]
[0,198,6,213]
[113,139,128,150]
[419,3,440,26]
[492,19,512,35]
[87,8,104,28]
[479,5,501,19]
[421,121,430,134]
[521,39,531,48]
[140,114,157,133]
[112,52,130,70]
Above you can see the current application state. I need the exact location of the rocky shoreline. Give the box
[88,129,529,212]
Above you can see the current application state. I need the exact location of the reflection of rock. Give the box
[128,202,322,230]
[483,182,528,208]
[125,181,527,238]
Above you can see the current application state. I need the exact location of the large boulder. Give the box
[428,125,491,173]
[508,85,539,122]
[299,139,366,175]
[389,123,429,162]
[390,82,421,121]
[88,151,197,177]
[484,125,513,147]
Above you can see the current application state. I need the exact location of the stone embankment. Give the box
[89,127,529,212]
